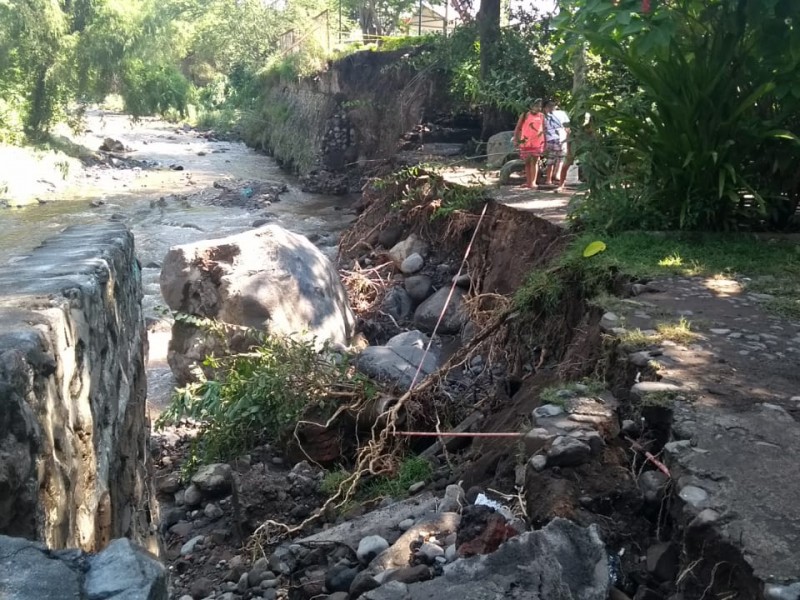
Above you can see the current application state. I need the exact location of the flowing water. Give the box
[0,111,357,411]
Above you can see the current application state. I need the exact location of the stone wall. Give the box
[0,223,152,552]
[245,47,446,174]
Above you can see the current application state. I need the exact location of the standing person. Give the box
[513,98,545,189]
[543,99,568,187]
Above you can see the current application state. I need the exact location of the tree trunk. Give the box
[477,0,502,140]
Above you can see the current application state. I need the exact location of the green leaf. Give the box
[583,240,607,257]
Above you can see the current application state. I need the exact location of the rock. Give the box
[523,428,555,455]
[357,535,390,563]
[82,538,166,600]
[678,485,708,508]
[381,287,414,321]
[533,404,565,419]
[631,381,681,397]
[529,455,547,471]
[456,511,518,557]
[191,463,233,494]
[445,544,457,562]
[156,472,181,495]
[404,275,433,303]
[326,564,359,593]
[100,137,126,152]
[356,331,439,390]
[388,234,428,264]
[204,502,224,520]
[389,518,608,599]
[629,351,652,367]
[639,470,669,503]
[160,507,185,530]
[408,481,426,494]
[181,535,204,556]
[646,542,679,582]
[438,484,466,513]
[327,593,350,600]
[379,226,404,248]
[547,436,593,467]
[184,484,203,507]
[414,288,467,335]
[400,253,424,275]
[349,571,380,597]
[600,312,620,331]
[486,130,516,168]
[363,581,409,600]
[191,577,214,599]
[269,545,297,575]
[764,583,800,600]
[453,274,471,288]
[709,328,731,335]
[385,564,432,585]
[418,542,444,562]
[0,224,151,549]
[398,518,415,531]
[160,225,356,384]
[237,571,250,592]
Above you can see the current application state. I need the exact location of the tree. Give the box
[476,0,502,139]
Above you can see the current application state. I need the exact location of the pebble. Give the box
[408,481,426,494]
[262,590,278,600]
[357,535,390,563]
[445,544,457,562]
[600,312,619,331]
[709,328,731,335]
[400,252,424,274]
[237,572,250,592]
[398,518,415,531]
[178,596,193,600]
[184,483,203,507]
[260,579,278,589]
[180,535,204,556]
[529,455,547,471]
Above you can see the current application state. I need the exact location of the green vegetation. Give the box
[618,317,699,350]
[321,455,433,503]
[557,0,800,231]
[539,379,606,406]
[156,330,376,465]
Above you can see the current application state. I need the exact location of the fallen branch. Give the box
[625,435,671,478]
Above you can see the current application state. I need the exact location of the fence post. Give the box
[418,0,422,35]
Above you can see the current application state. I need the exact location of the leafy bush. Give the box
[121,60,195,118]
[557,0,800,231]
[157,330,376,464]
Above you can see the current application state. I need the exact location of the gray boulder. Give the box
[404,275,433,303]
[388,234,428,264]
[160,225,355,384]
[357,331,439,390]
[399,518,608,600]
[414,288,468,335]
[400,253,424,275]
[486,130,516,168]
[0,535,167,600]
[382,287,414,321]
[190,463,232,494]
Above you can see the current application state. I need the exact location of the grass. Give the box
[571,231,800,319]
[618,317,700,349]
[539,379,606,406]
[321,455,433,504]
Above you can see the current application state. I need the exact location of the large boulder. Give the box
[0,535,167,600]
[160,225,356,384]
[356,331,439,390]
[413,287,468,335]
[399,519,608,600]
[486,131,516,168]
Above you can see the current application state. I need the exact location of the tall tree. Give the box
[476,0,502,139]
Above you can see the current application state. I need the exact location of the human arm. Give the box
[514,114,525,146]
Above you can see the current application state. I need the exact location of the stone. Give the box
[529,455,547,471]
[629,351,652,367]
[384,518,608,600]
[84,538,168,600]
[709,328,731,335]
[181,535,204,556]
[764,582,800,600]
[156,472,181,495]
[237,571,250,592]
[417,542,444,561]
[631,381,681,397]
[261,589,278,600]
[646,542,679,582]
[445,544,457,562]
[404,275,433,303]
[523,428,555,455]
[268,545,297,575]
[160,225,356,384]
[678,485,708,508]
[0,224,151,548]
[438,484,466,513]
[639,470,669,503]
[547,436,593,467]
[408,481,426,494]
[385,564,432,585]
[398,518,415,531]
[326,564,359,593]
[367,513,461,573]
[349,571,380,597]
[486,130,516,168]
[401,253,424,275]
[204,502,224,520]
[357,535,390,563]
[600,312,620,331]
[327,593,350,600]
[414,288,468,335]
[184,484,203,507]
[453,274,471,288]
[356,339,439,391]
[191,463,233,494]
[389,234,428,264]
[191,577,214,599]
[363,581,410,600]
[381,287,414,321]
[533,404,565,419]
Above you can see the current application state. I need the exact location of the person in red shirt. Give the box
[514,98,545,189]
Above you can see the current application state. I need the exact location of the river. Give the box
[0,111,357,412]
